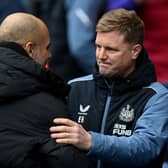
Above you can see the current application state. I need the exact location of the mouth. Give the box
[44,59,50,69]
[45,62,49,69]
[98,61,111,66]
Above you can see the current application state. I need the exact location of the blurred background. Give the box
[0,0,167,82]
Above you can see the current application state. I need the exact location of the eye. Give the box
[47,43,51,50]
[96,44,101,49]
[106,47,113,51]
[105,47,118,53]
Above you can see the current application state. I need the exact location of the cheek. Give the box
[34,47,41,56]
[96,52,99,62]
[37,52,43,62]
[96,49,99,57]
[46,50,51,58]
[34,49,44,64]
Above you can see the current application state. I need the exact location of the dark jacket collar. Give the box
[0,42,70,103]
[0,42,29,57]
[94,48,156,96]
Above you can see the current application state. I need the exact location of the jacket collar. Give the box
[0,42,29,57]
[0,42,70,103]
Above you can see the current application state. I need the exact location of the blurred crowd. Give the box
[0,0,168,82]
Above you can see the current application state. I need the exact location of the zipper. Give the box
[97,94,112,168]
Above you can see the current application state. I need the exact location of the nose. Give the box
[98,47,107,59]
[48,51,52,59]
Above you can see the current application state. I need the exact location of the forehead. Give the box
[96,31,125,44]
[39,24,50,45]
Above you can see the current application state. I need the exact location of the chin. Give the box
[99,70,116,78]
[99,72,110,77]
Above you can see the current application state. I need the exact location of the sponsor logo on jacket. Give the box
[112,104,134,136]
[112,123,132,136]
[77,104,90,123]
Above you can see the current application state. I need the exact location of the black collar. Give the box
[0,42,29,57]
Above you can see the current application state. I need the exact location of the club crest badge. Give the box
[119,104,134,122]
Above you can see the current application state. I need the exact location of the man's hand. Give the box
[50,118,92,151]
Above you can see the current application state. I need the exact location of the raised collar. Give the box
[0,42,29,57]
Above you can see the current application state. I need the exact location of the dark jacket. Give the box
[68,48,168,168]
[0,42,95,168]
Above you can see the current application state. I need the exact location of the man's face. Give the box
[95,31,140,78]
[32,28,51,66]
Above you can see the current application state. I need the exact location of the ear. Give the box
[23,41,35,59]
[131,44,142,60]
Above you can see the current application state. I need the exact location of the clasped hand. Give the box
[50,118,92,151]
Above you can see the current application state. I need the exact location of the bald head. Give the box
[0,12,48,46]
[0,13,51,66]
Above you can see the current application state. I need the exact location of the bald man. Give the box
[0,13,95,168]
[0,12,51,66]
